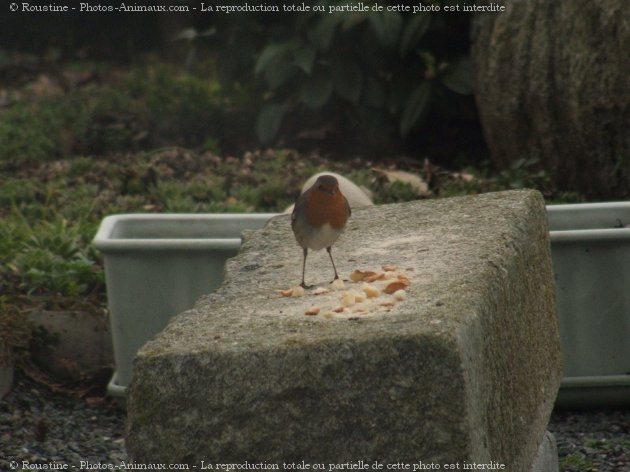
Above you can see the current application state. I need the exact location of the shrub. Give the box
[211,1,474,153]
[10,217,103,297]
[0,64,227,167]
[0,99,77,168]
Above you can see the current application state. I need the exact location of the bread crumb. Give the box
[365,273,386,283]
[313,287,330,295]
[305,306,320,316]
[350,289,365,303]
[278,286,305,297]
[330,278,345,290]
[384,281,407,294]
[397,275,411,286]
[350,270,377,282]
[361,283,380,298]
[341,293,356,307]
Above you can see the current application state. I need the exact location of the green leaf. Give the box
[399,13,431,57]
[333,62,363,103]
[293,45,317,74]
[309,15,346,51]
[441,57,473,95]
[299,73,334,109]
[368,11,403,48]
[264,60,298,89]
[341,12,369,31]
[256,103,286,143]
[388,79,410,114]
[400,81,432,136]
[363,78,386,109]
[255,42,300,88]
[254,42,293,76]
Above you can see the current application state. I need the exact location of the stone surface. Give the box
[127,190,562,470]
[472,0,630,198]
[28,311,113,380]
[530,432,559,472]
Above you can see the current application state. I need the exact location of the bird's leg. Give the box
[326,246,340,281]
[300,247,312,289]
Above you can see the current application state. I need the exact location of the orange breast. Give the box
[305,190,349,229]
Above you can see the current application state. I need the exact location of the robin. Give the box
[291,174,351,288]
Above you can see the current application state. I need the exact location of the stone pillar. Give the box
[127,190,561,471]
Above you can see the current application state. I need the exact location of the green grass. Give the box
[559,454,594,471]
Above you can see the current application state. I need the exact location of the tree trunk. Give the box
[471,0,630,199]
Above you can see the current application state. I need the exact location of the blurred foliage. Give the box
[207,0,475,154]
[0,64,233,169]
[1,1,480,159]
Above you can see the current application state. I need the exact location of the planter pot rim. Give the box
[93,213,279,253]
[550,228,630,242]
[557,375,630,408]
[547,202,630,240]
[94,239,244,252]
[547,202,630,211]
[561,375,630,389]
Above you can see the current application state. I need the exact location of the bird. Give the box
[291,174,351,288]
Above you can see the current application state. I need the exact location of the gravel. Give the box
[1,373,629,471]
[0,373,126,470]
[549,408,630,471]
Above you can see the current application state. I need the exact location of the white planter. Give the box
[93,213,276,400]
[548,203,630,407]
